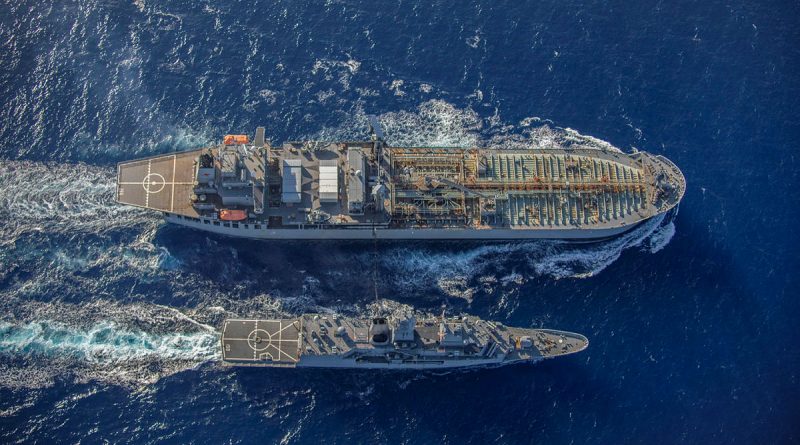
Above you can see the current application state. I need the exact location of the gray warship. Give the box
[116,118,685,240]
[221,314,588,369]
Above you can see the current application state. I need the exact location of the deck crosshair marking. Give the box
[220,320,300,362]
[142,173,166,194]
[247,329,272,351]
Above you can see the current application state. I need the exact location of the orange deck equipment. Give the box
[219,209,247,221]
[223,135,249,145]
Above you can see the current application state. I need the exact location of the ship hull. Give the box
[164,213,643,241]
[224,356,542,370]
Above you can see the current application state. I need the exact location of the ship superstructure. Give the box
[116,120,684,240]
[220,314,588,369]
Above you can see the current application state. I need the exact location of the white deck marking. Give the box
[119,181,194,184]
[222,319,300,362]
[142,173,166,193]
[170,155,177,212]
[119,181,194,185]
[253,320,258,360]
[145,160,151,207]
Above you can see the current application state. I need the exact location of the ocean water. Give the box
[1,0,798,443]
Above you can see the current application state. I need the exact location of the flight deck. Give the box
[221,319,302,366]
[116,151,200,217]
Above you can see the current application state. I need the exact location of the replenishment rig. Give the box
[117,118,684,240]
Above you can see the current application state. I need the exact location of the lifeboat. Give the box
[223,134,249,145]
[219,209,247,221]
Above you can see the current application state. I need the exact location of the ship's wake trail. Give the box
[0,300,220,389]
[0,160,185,302]
[0,321,218,364]
[0,160,156,239]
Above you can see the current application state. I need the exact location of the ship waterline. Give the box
[116,122,685,240]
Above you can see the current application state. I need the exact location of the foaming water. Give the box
[532,214,668,279]
[0,300,220,389]
[0,160,155,239]
[641,221,676,254]
[311,100,481,147]
[376,214,671,301]
[376,100,483,147]
[313,99,624,154]
[0,160,180,304]
[0,321,218,364]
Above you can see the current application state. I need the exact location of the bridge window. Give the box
[223,223,230,228]
[213,221,220,226]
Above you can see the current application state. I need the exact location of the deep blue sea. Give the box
[1,0,798,443]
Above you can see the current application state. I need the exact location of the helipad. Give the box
[116,151,199,215]
[221,319,302,366]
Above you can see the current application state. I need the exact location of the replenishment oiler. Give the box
[220,313,588,369]
[116,118,685,240]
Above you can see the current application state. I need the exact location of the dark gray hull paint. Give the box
[164,213,641,240]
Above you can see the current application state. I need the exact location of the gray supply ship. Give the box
[116,118,685,240]
[220,314,588,369]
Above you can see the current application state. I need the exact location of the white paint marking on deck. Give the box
[221,319,301,362]
[119,182,194,185]
[145,160,152,207]
[170,155,177,212]
[142,173,166,193]
[253,320,258,360]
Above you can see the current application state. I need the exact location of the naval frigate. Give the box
[116,118,684,240]
[220,314,588,369]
